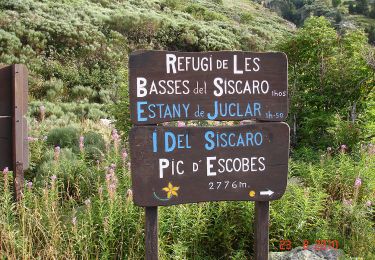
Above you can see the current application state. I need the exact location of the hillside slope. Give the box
[0,0,295,103]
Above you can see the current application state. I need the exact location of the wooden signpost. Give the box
[129,51,289,260]
[129,51,288,124]
[0,64,29,201]
[130,123,289,206]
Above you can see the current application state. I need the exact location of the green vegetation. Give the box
[262,0,375,44]
[1,114,374,258]
[0,0,374,259]
[280,17,374,148]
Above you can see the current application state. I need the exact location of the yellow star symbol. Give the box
[162,182,179,198]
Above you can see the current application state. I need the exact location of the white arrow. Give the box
[260,189,274,196]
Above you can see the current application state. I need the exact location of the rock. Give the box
[269,244,344,260]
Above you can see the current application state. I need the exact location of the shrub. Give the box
[83,131,106,161]
[46,127,80,149]
[184,4,226,21]
[240,12,253,24]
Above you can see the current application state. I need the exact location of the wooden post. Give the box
[12,64,28,201]
[145,206,158,260]
[13,162,24,201]
[255,201,269,260]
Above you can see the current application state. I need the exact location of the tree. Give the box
[356,0,369,15]
[335,10,342,23]
[348,2,355,13]
[332,0,341,8]
[369,2,375,18]
[279,17,374,148]
[366,25,375,44]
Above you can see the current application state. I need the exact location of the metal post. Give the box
[145,206,158,260]
[255,201,269,260]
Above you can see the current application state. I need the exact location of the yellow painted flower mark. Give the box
[162,182,180,198]
[249,190,256,197]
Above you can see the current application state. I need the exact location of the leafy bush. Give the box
[83,131,106,161]
[184,4,227,21]
[46,127,80,149]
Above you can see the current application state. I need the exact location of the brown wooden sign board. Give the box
[129,51,288,125]
[130,123,289,207]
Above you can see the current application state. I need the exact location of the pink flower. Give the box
[112,129,120,154]
[51,175,57,182]
[365,200,372,207]
[28,136,38,142]
[108,167,115,175]
[79,136,84,152]
[54,146,61,161]
[354,177,362,188]
[84,199,91,206]
[340,144,347,153]
[111,129,120,141]
[39,105,46,121]
[122,151,128,161]
[126,189,133,202]
[27,181,33,190]
[106,173,113,181]
[177,121,186,127]
[2,167,9,175]
[110,163,116,169]
[72,217,77,226]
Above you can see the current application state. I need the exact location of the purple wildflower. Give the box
[354,177,362,188]
[79,136,84,152]
[126,189,133,202]
[111,129,119,141]
[108,167,115,175]
[2,167,9,175]
[122,151,128,161]
[51,175,57,182]
[72,217,77,226]
[84,199,91,207]
[54,146,61,161]
[28,136,38,142]
[340,144,347,153]
[39,105,46,121]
